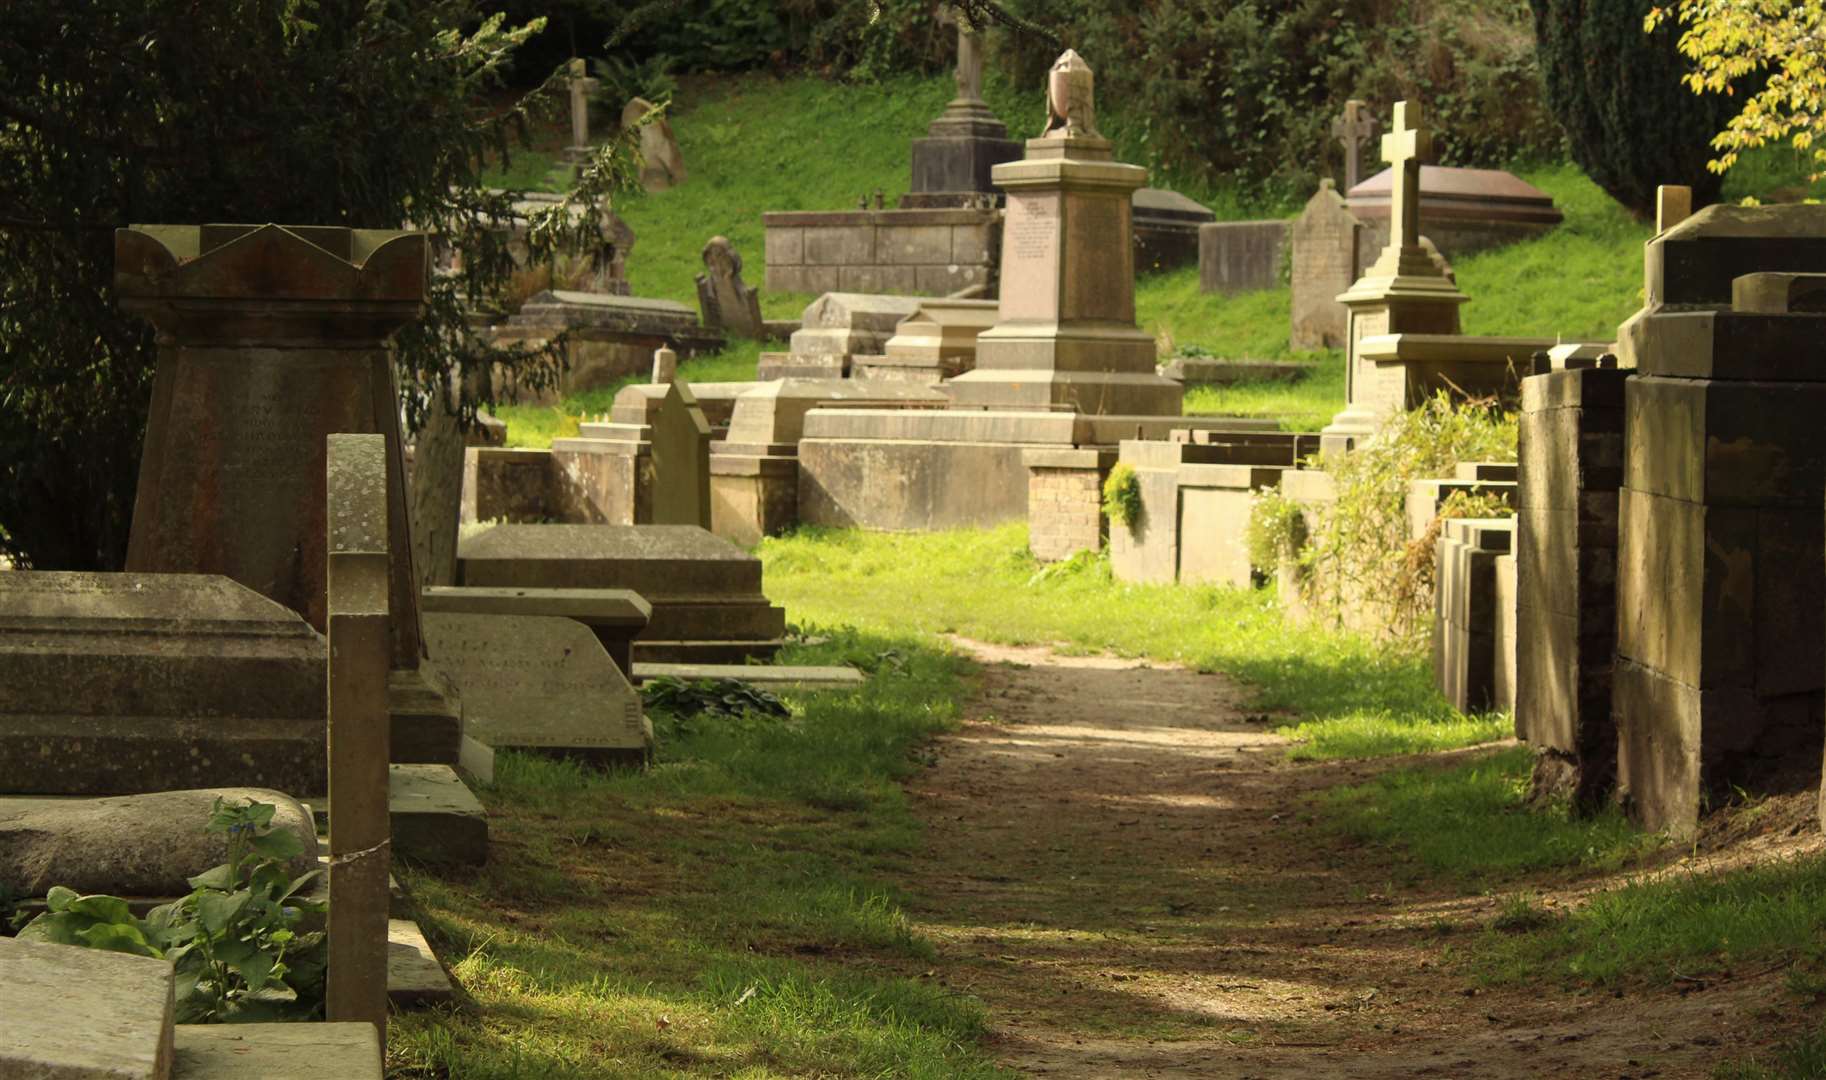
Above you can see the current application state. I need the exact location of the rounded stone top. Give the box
[1043,49,1097,140]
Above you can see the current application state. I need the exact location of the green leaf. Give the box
[250,828,302,862]
[197,890,251,935]
[15,912,80,945]
[44,886,78,913]
[64,894,133,924]
[75,921,162,959]
[246,801,277,829]
[188,863,236,892]
[228,947,277,992]
[277,870,321,903]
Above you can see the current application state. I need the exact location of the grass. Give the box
[1322,745,1659,887]
[388,626,1012,1078]
[760,523,1506,760]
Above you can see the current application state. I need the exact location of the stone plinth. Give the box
[763,208,1000,296]
[759,292,927,378]
[1108,439,1291,587]
[872,298,1000,382]
[172,1024,382,1080]
[1133,187,1216,272]
[0,573,326,795]
[947,135,1181,416]
[1199,220,1289,294]
[0,937,174,1080]
[711,455,800,547]
[1346,165,1563,258]
[1432,517,1515,714]
[456,525,786,663]
[1163,357,1309,386]
[1516,367,1627,810]
[1612,205,1826,839]
[1024,448,1114,562]
[1323,331,1540,455]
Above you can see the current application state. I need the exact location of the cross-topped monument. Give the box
[1381,101,1432,251]
[566,58,598,164]
[1330,98,1380,191]
[899,2,1020,207]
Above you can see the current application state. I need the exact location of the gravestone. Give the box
[651,344,678,384]
[1516,365,1627,810]
[0,573,326,794]
[421,585,651,679]
[1289,180,1372,350]
[1612,206,1826,838]
[565,58,598,164]
[867,298,999,381]
[695,236,764,339]
[420,612,650,764]
[1433,518,1515,713]
[901,4,1022,209]
[622,97,686,192]
[1198,220,1288,294]
[651,380,712,528]
[1331,98,1380,191]
[0,937,174,1080]
[947,51,1180,416]
[758,292,925,379]
[324,434,393,1043]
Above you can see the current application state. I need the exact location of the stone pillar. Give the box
[1613,207,1826,839]
[1515,365,1627,811]
[651,344,678,384]
[1330,99,1380,192]
[948,51,1181,417]
[1023,449,1113,562]
[1320,102,1467,454]
[901,5,1022,209]
[116,224,461,767]
[324,434,392,1043]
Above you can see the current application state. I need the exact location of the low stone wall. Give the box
[762,208,999,296]
[1198,220,1288,294]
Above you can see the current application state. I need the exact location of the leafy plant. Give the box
[1101,464,1143,531]
[1245,488,1311,576]
[642,675,791,721]
[17,798,326,1023]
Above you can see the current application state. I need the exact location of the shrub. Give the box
[1101,463,1143,530]
[1245,488,1310,576]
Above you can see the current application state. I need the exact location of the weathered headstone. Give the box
[651,344,678,384]
[324,434,393,1044]
[1198,219,1288,294]
[1289,180,1371,350]
[651,380,712,528]
[421,585,651,679]
[0,937,174,1080]
[621,97,686,192]
[695,236,764,339]
[901,4,1022,208]
[421,612,650,764]
[1612,206,1826,838]
[1331,99,1380,191]
[947,50,1181,416]
[0,572,326,794]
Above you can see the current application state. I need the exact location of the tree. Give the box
[1647,0,1826,177]
[0,0,636,570]
[1530,0,1738,217]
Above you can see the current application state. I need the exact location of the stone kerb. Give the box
[324,433,393,1044]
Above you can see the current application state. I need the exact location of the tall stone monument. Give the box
[1320,102,1467,453]
[947,50,1181,416]
[116,224,461,765]
[900,5,1022,209]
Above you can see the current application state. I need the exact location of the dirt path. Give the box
[898,639,1814,1079]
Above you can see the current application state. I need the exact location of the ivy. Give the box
[1101,463,1143,531]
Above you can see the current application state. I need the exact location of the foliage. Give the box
[641,674,792,721]
[996,0,1559,199]
[1298,393,1517,645]
[17,799,326,1023]
[1101,464,1143,530]
[1529,0,1738,216]
[0,0,639,570]
[1647,0,1826,180]
[1245,488,1310,576]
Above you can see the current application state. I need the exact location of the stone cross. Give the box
[1381,101,1432,251]
[1331,99,1380,191]
[567,58,597,154]
[651,344,678,384]
[938,4,987,105]
[1042,50,1096,140]
[324,433,392,1045]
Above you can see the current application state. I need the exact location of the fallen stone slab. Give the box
[388,917,457,1008]
[0,936,174,1080]
[172,1023,380,1080]
[387,764,487,867]
[0,788,320,899]
[632,663,865,691]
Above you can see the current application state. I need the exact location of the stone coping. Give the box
[1356,333,1556,364]
[1022,447,1116,470]
[762,208,997,228]
[633,662,864,689]
[1443,516,1516,552]
[1176,463,1287,489]
[710,455,799,477]
[421,585,652,626]
[801,408,1081,444]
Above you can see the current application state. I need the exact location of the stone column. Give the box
[947,51,1181,417]
[324,433,392,1043]
[1319,102,1467,454]
[116,224,462,766]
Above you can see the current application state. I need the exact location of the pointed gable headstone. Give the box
[651,379,711,528]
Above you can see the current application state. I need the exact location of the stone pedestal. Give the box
[114,224,459,769]
[900,7,1021,209]
[948,135,1180,416]
[1516,367,1627,811]
[1612,207,1826,839]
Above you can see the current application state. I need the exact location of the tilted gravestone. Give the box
[695,236,764,339]
[324,434,393,1043]
[651,380,712,529]
[113,224,461,766]
[621,97,686,192]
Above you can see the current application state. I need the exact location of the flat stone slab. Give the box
[0,788,319,898]
[172,1023,379,1080]
[388,764,486,867]
[633,663,866,690]
[388,917,455,1008]
[1,936,174,1079]
[1162,357,1310,385]
[421,585,651,628]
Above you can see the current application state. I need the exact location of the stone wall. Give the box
[763,208,999,296]
[1024,449,1112,562]
[1198,221,1288,294]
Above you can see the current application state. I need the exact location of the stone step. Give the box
[633,662,866,691]
[389,665,463,766]
[173,1023,380,1079]
[310,764,487,867]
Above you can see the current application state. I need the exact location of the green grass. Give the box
[1322,745,1659,887]
[760,524,1504,760]
[1716,1022,1826,1080]
[389,627,1011,1078]
[1181,352,1344,432]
